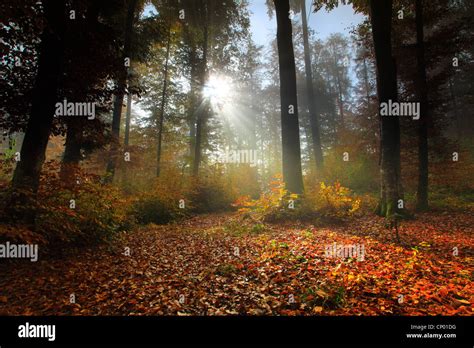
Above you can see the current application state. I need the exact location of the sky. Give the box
[143,1,366,46]
[248,0,366,47]
[136,1,366,120]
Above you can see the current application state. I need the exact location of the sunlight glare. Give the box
[203,75,233,106]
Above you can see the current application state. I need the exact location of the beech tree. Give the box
[105,0,139,182]
[295,0,324,170]
[369,0,402,217]
[273,0,304,194]
[10,0,67,223]
[414,0,429,211]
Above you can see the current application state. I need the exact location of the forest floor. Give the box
[0,211,472,316]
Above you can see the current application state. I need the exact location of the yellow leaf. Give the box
[312,306,323,313]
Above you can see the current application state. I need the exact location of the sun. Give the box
[203,75,233,106]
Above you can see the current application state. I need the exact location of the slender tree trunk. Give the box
[336,74,345,125]
[188,45,197,162]
[415,0,430,211]
[330,46,345,127]
[448,78,461,141]
[329,95,338,146]
[302,112,314,167]
[121,92,133,187]
[105,0,138,183]
[183,24,197,164]
[124,93,132,147]
[10,0,66,224]
[249,80,258,150]
[273,0,304,194]
[157,30,172,177]
[370,0,402,217]
[301,0,324,170]
[193,19,209,177]
[363,56,371,108]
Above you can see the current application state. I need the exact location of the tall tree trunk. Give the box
[192,18,209,177]
[183,24,198,165]
[124,93,132,148]
[336,75,345,124]
[362,56,371,108]
[273,0,304,194]
[121,92,133,188]
[330,45,345,128]
[157,30,172,177]
[370,0,402,217]
[448,78,461,141]
[60,3,100,184]
[60,119,82,184]
[301,0,324,170]
[188,44,198,162]
[105,0,138,183]
[10,0,66,224]
[415,0,430,211]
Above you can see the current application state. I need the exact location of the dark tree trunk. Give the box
[415,0,430,211]
[301,0,324,170]
[370,0,402,217]
[157,30,172,177]
[273,0,304,194]
[105,0,138,183]
[10,0,66,223]
[448,78,461,141]
[60,119,82,184]
[60,1,101,183]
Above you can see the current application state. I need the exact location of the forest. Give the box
[0,0,473,316]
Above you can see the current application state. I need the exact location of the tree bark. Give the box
[10,0,66,223]
[362,56,371,108]
[105,0,138,183]
[192,14,209,177]
[330,43,345,128]
[370,0,402,217]
[273,0,304,194]
[60,119,82,183]
[415,0,430,211]
[157,30,172,177]
[301,0,324,170]
[448,78,461,141]
[124,93,132,148]
[188,44,197,161]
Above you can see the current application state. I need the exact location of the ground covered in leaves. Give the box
[0,212,472,315]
